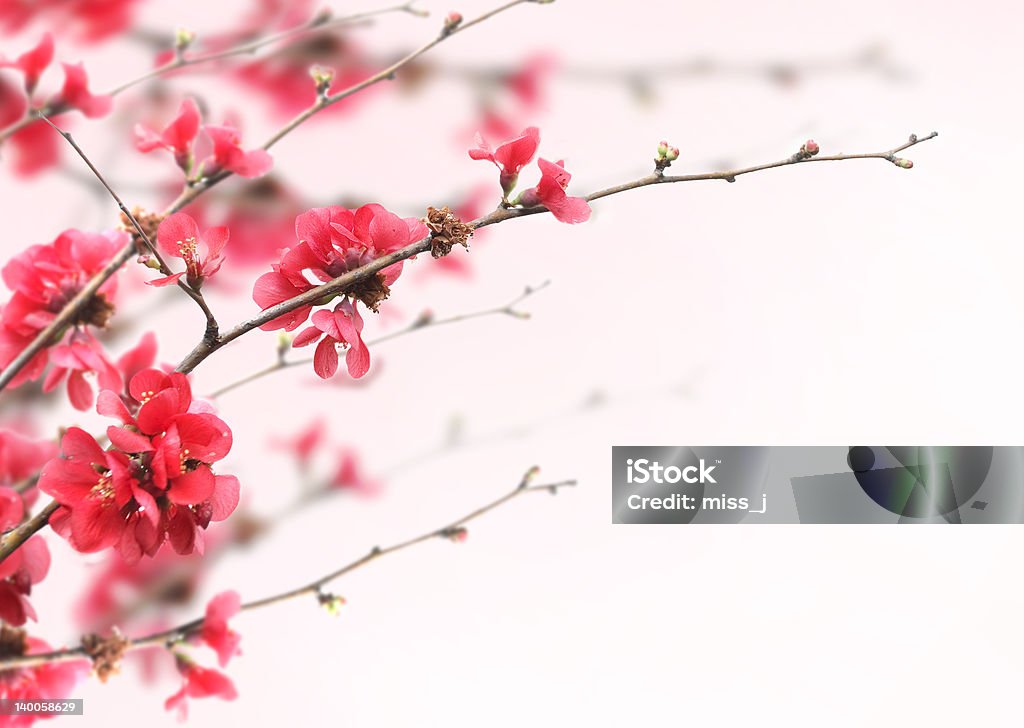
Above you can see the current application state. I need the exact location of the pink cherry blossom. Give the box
[516,158,591,224]
[469,126,540,197]
[204,125,272,178]
[293,299,370,379]
[149,213,229,289]
[134,98,201,172]
[198,591,242,667]
[53,62,112,118]
[0,33,54,95]
[164,658,237,720]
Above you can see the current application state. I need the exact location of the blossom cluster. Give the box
[0,227,128,407]
[135,97,272,180]
[37,368,240,562]
[253,204,428,379]
[470,127,591,223]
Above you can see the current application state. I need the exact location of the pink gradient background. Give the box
[2,0,1023,725]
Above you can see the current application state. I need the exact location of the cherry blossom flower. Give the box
[203,125,272,178]
[165,658,237,720]
[292,299,370,379]
[40,369,240,562]
[469,126,540,198]
[38,427,134,553]
[0,626,87,719]
[0,227,127,395]
[515,158,591,224]
[52,62,111,118]
[198,591,242,667]
[0,536,50,626]
[134,98,201,172]
[331,449,379,495]
[0,33,54,95]
[252,204,427,331]
[149,213,229,290]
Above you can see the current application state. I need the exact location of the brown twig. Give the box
[36,114,220,339]
[0,473,575,670]
[162,0,535,214]
[174,131,939,374]
[209,281,550,397]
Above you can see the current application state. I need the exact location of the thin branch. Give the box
[209,281,550,397]
[37,114,220,337]
[163,0,534,214]
[0,474,576,670]
[0,0,536,394]
[175,131,939,374]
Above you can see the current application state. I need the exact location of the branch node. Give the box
[81,628,130,683]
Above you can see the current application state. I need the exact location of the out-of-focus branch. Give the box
[210,281,550,397]
[0,3,425,144]
[0,472,576,670]
[164,0,537,214]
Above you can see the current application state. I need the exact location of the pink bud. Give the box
[447,11,463,23]
[892,157,914,169]
[801,139,819,156]
[666,146,680,161]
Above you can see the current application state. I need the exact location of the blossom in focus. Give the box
[515,158,591,224]
[39,369,240,562]
[468,126,540,198]
[292,299,370,379]
[252,203,426,331]
[0,227,127,399]
[149,213,229,290]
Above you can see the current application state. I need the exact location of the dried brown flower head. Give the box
[425,206,473,259]
[119,207,165,254]
[81,628,130,683]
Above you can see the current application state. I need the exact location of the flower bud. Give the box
[174,28,196,52]
[657,141,669,159]
[445,527,469,543]
[442,11,463,34]
[892,157,914,169]
[665,146,680,161]
[310,65,335,96]
[800,139,819,157]
[318,593,347,616]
